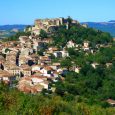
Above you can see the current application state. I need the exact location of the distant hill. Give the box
[108,20,115,23]
[0,25,27,31]
[0,25,27,38]
[82,21,115,37]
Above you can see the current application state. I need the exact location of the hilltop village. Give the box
[0,17,115,115]
[0,17,83,93]
[0,17,114,95]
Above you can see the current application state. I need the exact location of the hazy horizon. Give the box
[0,20,115,26]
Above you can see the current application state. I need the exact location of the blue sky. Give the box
[0,0,114,25]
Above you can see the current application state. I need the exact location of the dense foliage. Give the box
[52,24,112,47]
[39,29,48,39]
[56,60,115,100]
[0,83,115,115]
[51,23,115,114]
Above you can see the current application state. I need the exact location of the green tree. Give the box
[61,58,72,70]
[39,29,48,39]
